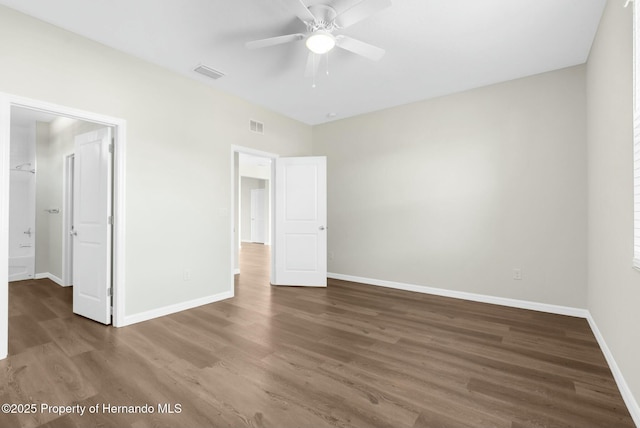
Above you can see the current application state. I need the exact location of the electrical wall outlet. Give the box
[328,251,334,261]
[513,268,522,280]
[183,269,192,281]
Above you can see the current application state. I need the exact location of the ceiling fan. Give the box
[246,0,391,78]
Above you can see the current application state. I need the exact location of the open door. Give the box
[274,156,327,287]
[72,128,112,324]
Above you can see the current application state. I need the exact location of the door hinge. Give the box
[109,142,114,153]
[107,288,112,297]
[108,215,114,225]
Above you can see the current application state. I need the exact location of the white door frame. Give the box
[0,93,127,359]
[230,145,277,285]
[62,153,75,287]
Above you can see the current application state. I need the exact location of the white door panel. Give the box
[73,128,111,324]
[250,188,266,244]
[274,156,326,286]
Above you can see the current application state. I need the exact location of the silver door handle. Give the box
[70,230,77,236]
[319,226,326,231]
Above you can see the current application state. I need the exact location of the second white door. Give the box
[72,128,112,325]
[274,156,327,287]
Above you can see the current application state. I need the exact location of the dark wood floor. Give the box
[0,243,634,428]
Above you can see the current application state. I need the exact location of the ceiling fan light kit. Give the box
[245,0,391,82]
[305,30,336,54]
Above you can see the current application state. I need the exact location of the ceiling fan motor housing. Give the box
[307,4,339,32]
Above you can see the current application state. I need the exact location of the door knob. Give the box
[319,226,326,231]
[70,230,77,236]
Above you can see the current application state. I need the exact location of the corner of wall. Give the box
[585,0,639,423]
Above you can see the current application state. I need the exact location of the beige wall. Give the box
[587,0,640,410]
[313,65,588,308]
[239,162,271,180]
[0,5,312,316]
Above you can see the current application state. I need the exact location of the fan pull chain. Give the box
[310,53,331,88]
[312,54,317,88]
[326,52,330,76]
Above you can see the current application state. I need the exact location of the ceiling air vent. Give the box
[250,120,264,134]
[194,64,225,80]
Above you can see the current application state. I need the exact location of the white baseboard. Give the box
[328,272,639,425]
[586,314,640,426]
[121,290,234,327]
[35,272,66,287]
[327,273,588,318]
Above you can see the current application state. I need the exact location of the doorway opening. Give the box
[231,146,277,287]
[230,146,328,292]
[0,94,127,360]
[8,108,108,288]
[240,154,272,247]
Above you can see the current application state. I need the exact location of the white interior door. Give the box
[274,156,327,287]
[72,128,112,324]
[251,188,266,243]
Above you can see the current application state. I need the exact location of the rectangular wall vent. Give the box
[194,64,225,80]
[250,120,264,134]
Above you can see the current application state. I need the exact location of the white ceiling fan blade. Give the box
[282,0,317,23]
[245,33,305,49]
[335,35,385,61]
[304,52,320,78]
[334,0,392,28]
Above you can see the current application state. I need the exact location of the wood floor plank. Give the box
[166,354,347,428]
[215,345,414,428]
[8,315,52,355]
[468,377,631,428]
[412,410,481,428]
[1,342,97,427]
[318,356,512,427]
[9,286,59,323]
[1,243,634,427]
[38,317,100,357]
[131,320,219,369]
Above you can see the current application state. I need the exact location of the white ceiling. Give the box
[0,0,606,125]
